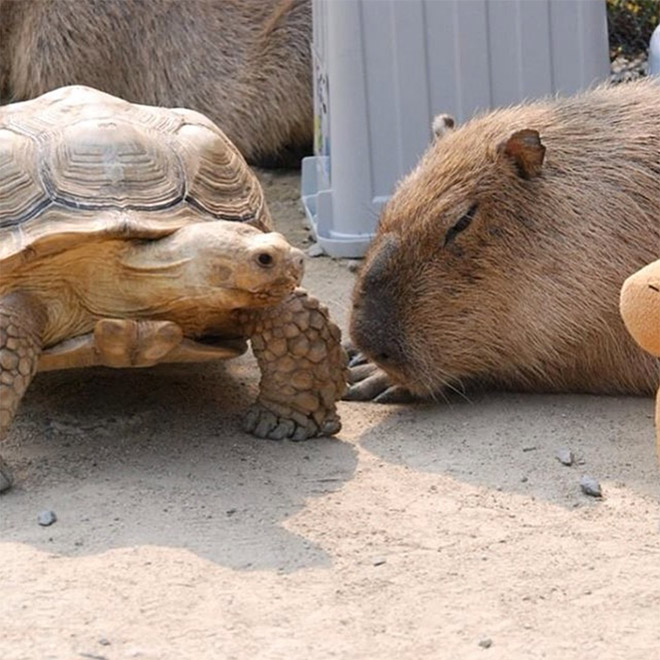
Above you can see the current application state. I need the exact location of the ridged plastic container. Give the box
[302,0,610,258]
[649,24,660,76]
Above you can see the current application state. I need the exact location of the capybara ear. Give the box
[620,259,660,357]
[497,129,546,179]
[432,114,455,140]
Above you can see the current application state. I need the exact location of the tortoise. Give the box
[0,85,347,492]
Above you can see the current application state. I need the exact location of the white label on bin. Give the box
[313,45,331,187]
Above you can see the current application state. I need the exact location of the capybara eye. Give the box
[444,203,478,247]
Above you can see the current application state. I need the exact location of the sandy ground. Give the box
[2,170,660,660]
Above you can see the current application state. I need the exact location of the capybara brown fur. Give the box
[0,0,312,166]
[349,79,660,402]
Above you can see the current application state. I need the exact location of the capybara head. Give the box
[351,80,660,397]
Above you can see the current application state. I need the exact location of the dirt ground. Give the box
[1,170,660,660]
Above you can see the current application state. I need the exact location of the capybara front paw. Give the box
[244,401,341,441]
[345,362,414,403]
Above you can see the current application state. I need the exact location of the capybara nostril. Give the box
[375,350,399,366]
[373,339,406,369]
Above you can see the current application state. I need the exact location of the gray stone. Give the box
[556,448,574,466]
[38,510,57,526]
[306,242,325,258]
[478,638,493,649]
[579,476,602,498]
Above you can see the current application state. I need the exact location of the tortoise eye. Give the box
[444,204,478,247]
[256,252,274,267]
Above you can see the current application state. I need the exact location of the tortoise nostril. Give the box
[256,252,274,267]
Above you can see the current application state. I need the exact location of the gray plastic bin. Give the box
[650,24,660,76]
[302,0,610,258]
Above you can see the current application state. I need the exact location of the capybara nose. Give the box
[350,306,404,370]
[372,343,404,368]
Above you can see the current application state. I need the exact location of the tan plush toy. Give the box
[620,259,660,453]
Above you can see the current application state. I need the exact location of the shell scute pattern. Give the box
[4,86,134,139]
[0,85,272,264]
[175,121,264,222]
[0,129,48,228]
[45,119,184,209]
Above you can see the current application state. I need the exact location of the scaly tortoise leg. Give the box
[0,293,45,492]
[237,288,348,441]
[38,319,194,371]
[93,319,183,367]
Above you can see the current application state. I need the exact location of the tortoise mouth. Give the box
[243,279,299,303]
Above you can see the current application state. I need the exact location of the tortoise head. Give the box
[125,221,305,308]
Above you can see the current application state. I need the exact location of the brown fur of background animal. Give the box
[0,0,312,167]
[350,79,660,401]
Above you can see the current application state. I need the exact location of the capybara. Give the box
[0,0,312,166]
[348,79,660,402]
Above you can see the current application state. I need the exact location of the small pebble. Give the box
[522,445,537,452]
[579,475,602,498]
[479,638,493,649]
[306,242,325,258]
[98,639,111,646]
[37,510,57,526]
[346,259,362,273]
[372,557,387,567]
[556,448,574,466]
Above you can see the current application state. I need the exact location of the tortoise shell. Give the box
[0,85,272,270]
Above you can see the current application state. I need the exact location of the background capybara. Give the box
[349,79,660,401]
[0,0,312,167]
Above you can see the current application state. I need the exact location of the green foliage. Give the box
[607,0,660,59]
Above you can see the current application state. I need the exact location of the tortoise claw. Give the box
[244,403,330,441]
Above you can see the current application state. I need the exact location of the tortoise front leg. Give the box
[0,293,45,492]
[238,289,348,441]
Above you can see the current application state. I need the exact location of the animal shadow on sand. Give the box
[0,356,357,572]
[358,391,660,507]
